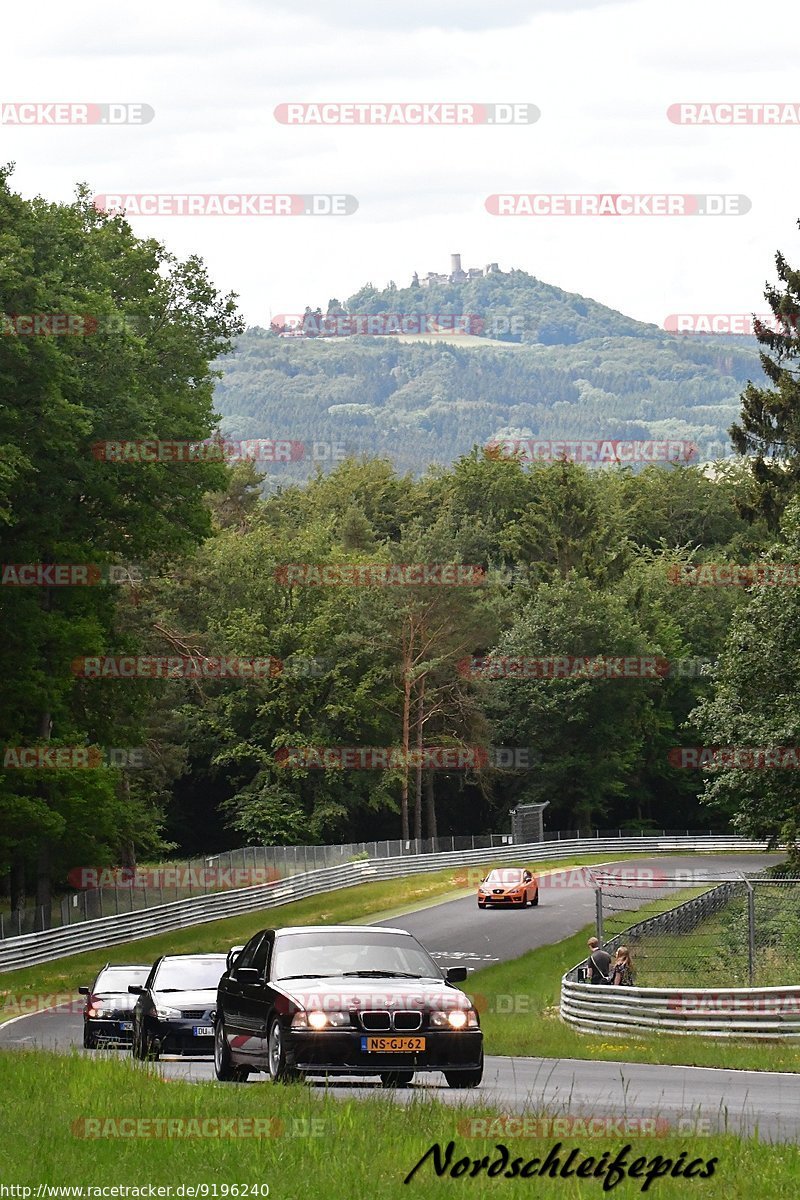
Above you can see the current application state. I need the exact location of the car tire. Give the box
[444,1056,483,1089]
[531,889,539,906]
[266,1018,299,1084]
[83,1025,97,1050]
[520,893,528,908]
[214,1018,250,1082]
[380,1071,414,1087]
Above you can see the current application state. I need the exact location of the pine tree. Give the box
[730,223,800,528]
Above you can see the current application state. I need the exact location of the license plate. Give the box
[361,1036,425,1053]
[119,1021,133,1032]
[193,1025,213,1037]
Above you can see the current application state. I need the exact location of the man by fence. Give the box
[585,936,611,984]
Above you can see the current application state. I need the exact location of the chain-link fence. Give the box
[594,869,800,987]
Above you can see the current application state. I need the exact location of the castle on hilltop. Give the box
[413,254,502,288]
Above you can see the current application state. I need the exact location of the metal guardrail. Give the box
[561,876,800,1039]
[0,834,770,974]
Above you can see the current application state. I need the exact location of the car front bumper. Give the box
[147,1018,215,1055]
[285,1028,483,1075]
[86,1017,135,1043]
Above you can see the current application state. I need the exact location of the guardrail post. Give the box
[595,885,604,943]
[745,878,756,985]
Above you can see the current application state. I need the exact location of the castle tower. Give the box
[450,253,462,275]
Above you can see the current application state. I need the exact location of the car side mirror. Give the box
[78,986,90,995]
[128,985,144,994]
[446,966,468,983]
[234,966,260,984]
[226,945,245,971]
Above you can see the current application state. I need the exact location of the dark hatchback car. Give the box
[214,925,483,1088]
[129,953,228,1060]
[79,963,150,1048]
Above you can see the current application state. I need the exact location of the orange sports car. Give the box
[477,867,539,909]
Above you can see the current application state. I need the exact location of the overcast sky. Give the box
[3,0,799,329]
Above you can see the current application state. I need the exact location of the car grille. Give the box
[359,1010,423,1032]
[360,1011,391,1031]
[393,1011,423,1032]
[180,1009,207,1019]
[492,889,504,894]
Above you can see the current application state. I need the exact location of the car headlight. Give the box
[87,1006,103,1018]
[430,1008,479,1029]
[291,1010,350,1030]
[154,1005,182,1019]
[478,887,488,894]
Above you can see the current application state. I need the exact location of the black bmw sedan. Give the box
[129,953,228,1059]
[214,925,483,1087]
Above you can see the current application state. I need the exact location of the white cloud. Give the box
[2,0,799,333]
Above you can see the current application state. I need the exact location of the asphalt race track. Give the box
[3,853,797,1141]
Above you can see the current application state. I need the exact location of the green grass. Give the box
[1,1050,798,1198]
[0,853,624,1022]
[465,926,800,1073]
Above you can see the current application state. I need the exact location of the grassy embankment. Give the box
[0,1050,797,1198]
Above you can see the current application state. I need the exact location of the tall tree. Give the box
[731,223,800,528]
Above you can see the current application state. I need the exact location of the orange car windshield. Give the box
[486,870,524,885]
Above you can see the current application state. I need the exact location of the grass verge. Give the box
[0,1050,798,1198]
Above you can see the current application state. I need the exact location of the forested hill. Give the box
[212,267,765,481]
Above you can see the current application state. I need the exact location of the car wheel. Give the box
[531,889,539,906]
[380,1071,414,1087]
[266,1018,299,1083]
[214,1018,250,1082]
[83,1024,97,1050]
[520,892,528,908]
[444,1056,483,1089]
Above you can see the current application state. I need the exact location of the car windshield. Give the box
[486,869,524,885]
[153,958,226,992]
[272,931,441,981]
[95,966,150,992]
